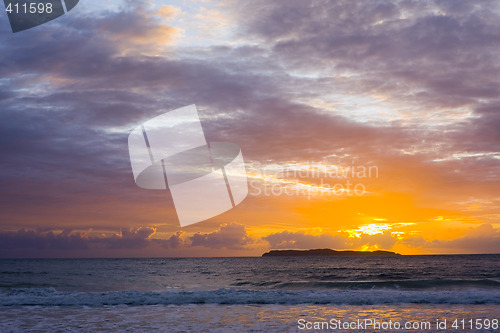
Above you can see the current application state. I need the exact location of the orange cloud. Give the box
[156,5,181,19]
[97,7,182,55]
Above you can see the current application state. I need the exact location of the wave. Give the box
[231,278,500,290]
[0,282,56,289]
[1,288,499,306]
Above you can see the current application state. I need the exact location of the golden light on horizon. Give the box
[345,223,393,238]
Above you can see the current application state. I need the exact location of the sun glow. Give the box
[359,244,381,252]
[346,223,393,238]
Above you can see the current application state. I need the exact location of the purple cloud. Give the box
[190,223,252,249]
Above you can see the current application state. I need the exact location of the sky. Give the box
[0,0,499,257]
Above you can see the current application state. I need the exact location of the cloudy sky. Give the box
[1,0,499,257]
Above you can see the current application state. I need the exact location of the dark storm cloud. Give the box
[103,226,157,249]
[0,227,157,252]
[0,229,89,250]
[190,223,252,249]
[0,223,247,257]
[156,231,186,249]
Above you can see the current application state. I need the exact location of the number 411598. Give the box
[5,2,54,14]
[452,319,499,330]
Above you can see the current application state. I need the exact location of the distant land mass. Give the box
[262,249,401,257]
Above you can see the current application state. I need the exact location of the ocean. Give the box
[0,255,499,332]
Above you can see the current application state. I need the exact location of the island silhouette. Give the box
[262,249,400,257]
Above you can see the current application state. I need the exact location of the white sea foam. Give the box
[1,288,499,306]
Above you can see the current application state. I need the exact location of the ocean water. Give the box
[0,255,499,332]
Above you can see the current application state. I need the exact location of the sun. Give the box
[345,223,393,238]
